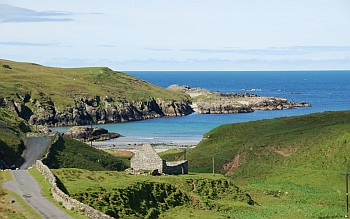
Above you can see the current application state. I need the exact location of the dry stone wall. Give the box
[34,160,114,219]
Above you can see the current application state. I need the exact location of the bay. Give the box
[54,71,350,144]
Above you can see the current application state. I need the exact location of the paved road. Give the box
[3,170,72,219]
[20,137,52,169]
[2,136,72,218]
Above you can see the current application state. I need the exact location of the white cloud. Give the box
[0,41,62,47]
[0,4,73,23]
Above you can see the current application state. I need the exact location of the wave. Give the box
[243,88,263,92]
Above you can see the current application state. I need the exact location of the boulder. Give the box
[2,64,11,69]
[63,126,121,141]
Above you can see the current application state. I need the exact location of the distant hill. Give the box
[0,59,192,126]
[188,110,350,176]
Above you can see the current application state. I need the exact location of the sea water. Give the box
[54,71,350,144]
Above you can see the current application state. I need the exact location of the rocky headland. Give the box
[167,84,311,114]
[0,59,193,127]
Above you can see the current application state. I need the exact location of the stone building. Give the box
[130,144,188,174]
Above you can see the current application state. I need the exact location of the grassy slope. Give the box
[0,108,30,166]
[0,59,189,111]
[159,148,186,161]
[43,137,127,171]
[187,110,350,218]
[188,110,350,174]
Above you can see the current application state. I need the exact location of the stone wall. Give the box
[34,160,114,219]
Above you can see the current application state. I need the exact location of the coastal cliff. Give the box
[0,59,192,126]
[1,95,192,126]
[168,84,311,114]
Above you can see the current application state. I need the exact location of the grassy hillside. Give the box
[188,110,350,174]
[187,110,350,218]
[0,59,189,110]
[43,136,127,171]
[0,108,31,167]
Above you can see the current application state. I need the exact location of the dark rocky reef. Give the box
[63,126,121,141]
[2,93,193,126]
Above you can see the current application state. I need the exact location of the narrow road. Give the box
[21,137,51,169]
[3,170,72,219]
[2,136,72,218]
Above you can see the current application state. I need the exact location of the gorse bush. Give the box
[53,169,255,218]
[73,182,190,218]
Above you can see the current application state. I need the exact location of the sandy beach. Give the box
[92,140,197,153]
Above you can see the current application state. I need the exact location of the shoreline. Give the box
[91,140,198,153]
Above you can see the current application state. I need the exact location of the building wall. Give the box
[165,160,188,174]
[130,144,164,173]
[130,144,188,175]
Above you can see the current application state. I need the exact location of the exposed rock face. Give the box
[168,85,311,114]
[196,102,253,114]
[2,93,193,126]
[63,126,121,141]
[168,84,211,98]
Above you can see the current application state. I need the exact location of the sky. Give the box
[1,0,350,71]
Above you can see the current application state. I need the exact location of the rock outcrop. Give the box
[63,126,121,141]
[2,94,193,126]
[168,84,211,98]
[168,85,311,114]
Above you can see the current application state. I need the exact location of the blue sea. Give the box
[55,71,350,144]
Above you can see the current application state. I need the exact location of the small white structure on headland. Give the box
[130,144,188,174]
